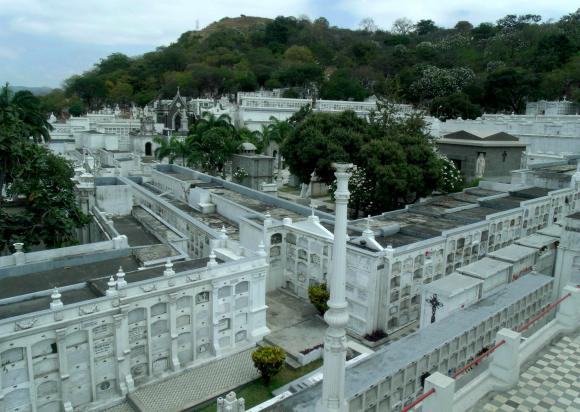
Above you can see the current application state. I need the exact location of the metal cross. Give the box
[426,293,444,324]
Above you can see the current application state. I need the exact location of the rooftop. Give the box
[442,130,520,142]
[457,257,512,279]
[515,233,559,249]
[343,186,554,250]
[112,215,162,247]
[269,274,553,411]
[488,244,537,262]
[422,273,483,298]
[0,257,209,320]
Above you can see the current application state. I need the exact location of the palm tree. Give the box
[0,83,53,143]
[267,116,293,169]
[194,112,234,135]
[153,135,188,165]
[186,112,241,177]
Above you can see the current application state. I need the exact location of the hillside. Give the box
[9,85,53,96]
[47,11,579,117]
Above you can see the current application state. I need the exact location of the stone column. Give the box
[422,372,455,412]
[211,282,222,357]
[56,328,73,412]
[217,391,245,412]
[249,270,269,342]
[168,292,180,370]
[13,243,25,265]
[318,163,352,412]
[490,328,521,387]
[556,285,580,329]
[113,307,134,394]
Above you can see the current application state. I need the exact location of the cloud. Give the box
[0,0,313,46]
[0,45,20,60]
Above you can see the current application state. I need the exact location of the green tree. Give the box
[1,86,53,143]
[280,110,368,184]
[65,73,108,109]
[109,81,134,106]
[276,63,324,89]
[68,99,86,117]
[415,19,438,36]
[320,69,368,101]
[308,283,330,315]
[185,112,240,176]
[283,45,315,64]
[153,135,188,165]
[363,101,442,212]
[484,67,538,113]
[454,21,473,33]
[39,89,68,117]
[532,33,575,71]
[430,93,482,121]
[472,22,495,40]
[0,84,53,196]
[251,346,286,384]
[97,53,132,74]
[0,144,90,251]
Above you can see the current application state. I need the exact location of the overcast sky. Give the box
[0,0,576,88]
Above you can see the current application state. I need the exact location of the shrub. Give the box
[364,329,388,342]
[308,283,330,315]
[252,346,286,384]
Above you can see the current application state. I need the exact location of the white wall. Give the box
[96,184,133,216]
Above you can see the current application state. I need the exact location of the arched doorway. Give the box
[174,114,181,131]
[145,142,152,156]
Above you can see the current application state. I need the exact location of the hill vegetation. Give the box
[40,11,579,117]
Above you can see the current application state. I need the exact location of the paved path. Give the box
[475,332,580,412]
[265,290,326,363]
[127,348,259,412]
[102,402,135,412]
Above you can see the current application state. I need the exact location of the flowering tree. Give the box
[329,166,374,217]
[437,155,464,193]
[410,65,475,101]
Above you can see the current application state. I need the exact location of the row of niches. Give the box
[391,251,444,276]
[386,309,420,331]
[271,233,330,256]
[1,336,116,410]
[349,298,541,412]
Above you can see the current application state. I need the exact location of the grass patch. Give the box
[277,185,299,193]
[191,359,323,411]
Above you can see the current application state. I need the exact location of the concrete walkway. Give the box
[474,331,580,411]
[264,290,326,365]
[126,348,259,412]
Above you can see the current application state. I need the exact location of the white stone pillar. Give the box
[556,285,580,329]
[422,372,455,412]
[217,391,245,412]
[56,328,73,412]
[168,293,180,370]
[106,276,118,297]
[318,163,352,412]
[249,270,269,341]
[489,328,521,386]
[113,309,134,395]
[208,250,218,267]
[164,259,176,287]
[13,243,25,265]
